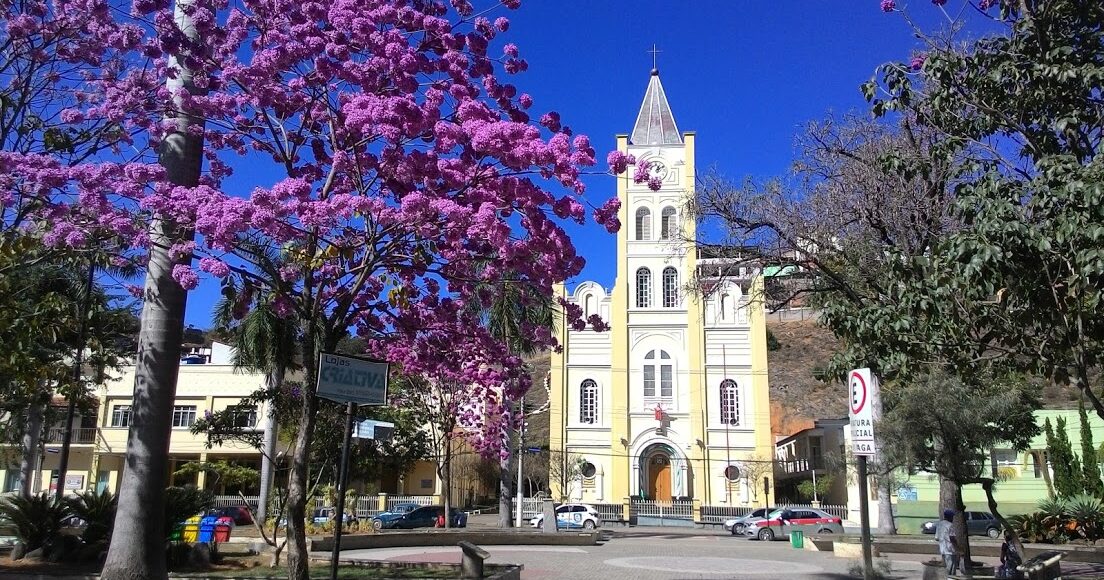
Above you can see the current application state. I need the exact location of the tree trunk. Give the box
[100,1,204,577]
[954,484,972,566]
[877,475,896,535]
[979,478,1022,557]
[257,366,283,522]
[285,333,319,580]
[442,435,452,530]
[498,451,513,527]
[18,393,45,499]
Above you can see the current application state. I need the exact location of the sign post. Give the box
[849,368,881,580]
[317,353,389,580]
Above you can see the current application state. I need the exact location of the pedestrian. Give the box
[997,530,1022,579]
[934,509,960,576]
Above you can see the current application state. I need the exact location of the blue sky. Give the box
[183,1,951,328]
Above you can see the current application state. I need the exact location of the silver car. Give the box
[744,507,844,541]
[723,506,775,535]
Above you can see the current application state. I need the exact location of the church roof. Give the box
[630,69,682,146]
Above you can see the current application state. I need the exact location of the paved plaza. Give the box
[340,528,928,579]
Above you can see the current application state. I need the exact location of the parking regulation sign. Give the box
[848,368,880,456]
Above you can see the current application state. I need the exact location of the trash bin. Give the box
[790,530,804,549]
[182,516,201,542]
[198,516,218,543]
[169,525,183,541]
[214,521,232,543]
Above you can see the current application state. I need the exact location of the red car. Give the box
[744,507,844,541]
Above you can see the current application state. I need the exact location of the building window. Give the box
[720,294,729,320]
[583,293,594,318]
[662,267,679,307]
[580,380,598,424]
[720,379,739,425]
[172,405,197,428]
[635,207,652,240]
[991,448,1019,479]
[660,206,677,240]
[636,267,652,308]
[229,406,257,428]
[110,405,132,428]
[645,350,673,399]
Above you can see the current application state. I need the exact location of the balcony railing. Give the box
[44,428,97,444]
[778,458,825,474]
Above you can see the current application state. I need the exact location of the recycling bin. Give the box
[214,521,232,543]
[198,516,218,543]
[169,525,183,541]
[790,530,804,549]
[181,516,201,542]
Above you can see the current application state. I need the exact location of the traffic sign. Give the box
[848,368,879,457]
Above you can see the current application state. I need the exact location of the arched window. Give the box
[635,207,652,240]
[720,294,729,320]
[636,268,652,308]
[662,267,679,308]
[580,380,598,424]
[583,293,594,318]
[720,379,739,425]
[644,350,673,398]
[660,207,677,240]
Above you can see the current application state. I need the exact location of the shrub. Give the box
[1066,495,1104,541]
[163,486,214,539]
[0,493,70,552]
[66,489,117,546]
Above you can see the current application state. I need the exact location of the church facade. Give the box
[548,70,773,506]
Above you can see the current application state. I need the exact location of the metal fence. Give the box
[629,499,693,520]
[777,503,848,520]
[212,495,259,510]
[510,497,544,521]
[593,503,625,523]
[699,505,754,525]
[354,497,384,518]
[385,495,437,511]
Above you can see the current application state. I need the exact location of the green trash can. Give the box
[790,530,804,549]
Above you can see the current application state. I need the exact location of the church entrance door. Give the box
[647,453,672,501]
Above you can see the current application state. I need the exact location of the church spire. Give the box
[630,68,682,146]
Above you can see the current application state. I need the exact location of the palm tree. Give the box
[469,271,557,527]
[212,277,300,522]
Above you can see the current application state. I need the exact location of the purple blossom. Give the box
[881,0,896,11]
[910,52,927,71]
[171,264,199,290]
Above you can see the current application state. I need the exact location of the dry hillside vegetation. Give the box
[767,319,846,436]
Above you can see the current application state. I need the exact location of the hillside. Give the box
[766,319,846,436]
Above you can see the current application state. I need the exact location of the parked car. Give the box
[376,505,467,530]
[921,511,1001,539]
[529,503,600,530]
[213,506,254,526]
[724,506,775,535]
[311,508,357,526]
[371,503,422,530]
[744,507,844,541]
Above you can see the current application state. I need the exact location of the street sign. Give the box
[317,353,389,406]
[354,419,395,441]
[848,368,880,457]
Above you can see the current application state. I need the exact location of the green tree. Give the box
[880,371,1039,557]
[1047,417,1083,499]
[212,272,300,521]
[1079,403,1104,497]
[468,271,557,527]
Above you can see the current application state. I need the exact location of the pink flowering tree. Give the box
[5,1,626,578]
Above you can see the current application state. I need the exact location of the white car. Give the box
[723,506,775,535]
[529,503,601,530]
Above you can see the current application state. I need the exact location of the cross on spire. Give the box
[648,44,662,74]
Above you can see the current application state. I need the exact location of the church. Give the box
[548,68,773,506]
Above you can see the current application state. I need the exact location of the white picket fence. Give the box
[385,495,437,511]
[510,497,544,521]
[699,504,755,524]
[212,495,259,510]
[630,499,693,520]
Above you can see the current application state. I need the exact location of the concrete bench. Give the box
[1019,550,1064,580]
[458,541,490,579]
